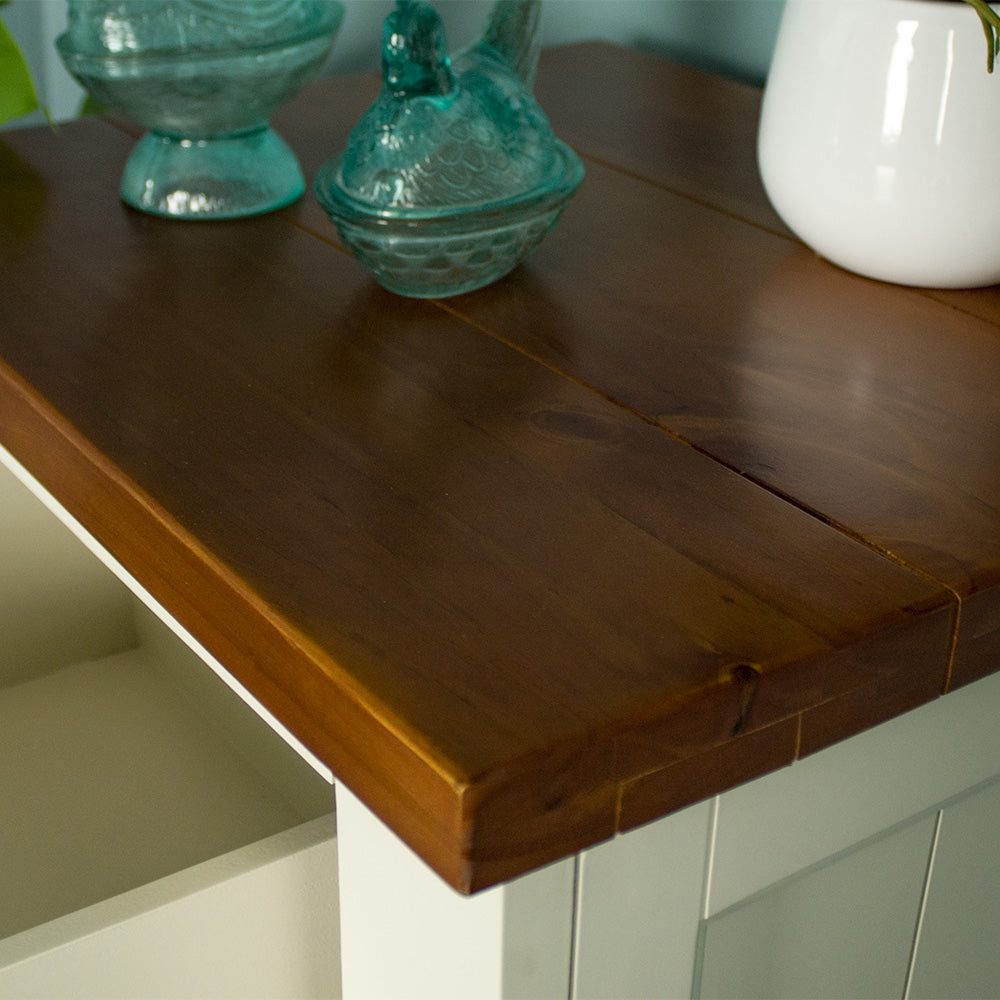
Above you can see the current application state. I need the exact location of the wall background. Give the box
[3,0,785,128]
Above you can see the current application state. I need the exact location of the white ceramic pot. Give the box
[758,0,1000,288]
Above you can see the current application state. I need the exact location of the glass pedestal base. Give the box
[120,126,304,220]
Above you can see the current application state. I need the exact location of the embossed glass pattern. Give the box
[314,0,583,298]
[57,0,343,219]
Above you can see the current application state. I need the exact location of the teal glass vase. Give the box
[314,0,584,297]
[57,1,344,219]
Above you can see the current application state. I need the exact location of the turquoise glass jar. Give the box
[57,1,344,219]
[314,0,584,297]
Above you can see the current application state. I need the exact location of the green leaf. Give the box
[0,9,40,124]
[964,0,1000,73]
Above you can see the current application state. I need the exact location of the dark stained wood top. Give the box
[1,43,995,892]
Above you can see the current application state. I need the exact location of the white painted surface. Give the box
[0,453,340,997]
[0,816,341,1000]
[910,778,1000,999]
[0,443,331,781]
[336,783,578,1000]
[336,783,506,1000]
[708,669,1000,916]
[0,646,326,939]
[0,448,135,684]
[697,814,936,999]
[573,801,712,1000]
[501,853,576,999]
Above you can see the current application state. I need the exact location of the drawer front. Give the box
[0,816,339,1000]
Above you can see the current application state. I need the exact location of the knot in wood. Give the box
[729,662,762,736]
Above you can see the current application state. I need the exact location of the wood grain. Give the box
[425,78,1000,695]
[541,42,1000,330]
[0,51,974,891]
[533,42,786,234]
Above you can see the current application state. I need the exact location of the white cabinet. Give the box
[332,668,1000,1000]
[335,784,578,1000]
[0,452,341,999]
[5,439,1000,1000]
[696,814,936,999]
[910,779,1000,999]
[572,799,710,1000]
[563,671,1000,1000]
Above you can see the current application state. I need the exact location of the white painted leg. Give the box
[335,785,576,1000]
[572,801,714,1000]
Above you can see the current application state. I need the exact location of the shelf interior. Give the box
[0,460,334,940]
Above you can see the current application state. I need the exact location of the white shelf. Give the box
[0,455,340,998]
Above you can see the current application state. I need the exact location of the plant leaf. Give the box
[964,0,1000,73]
[0,9,40,124]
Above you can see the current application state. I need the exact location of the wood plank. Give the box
[279,50,1000,699]
[0,113,956,889]
[535,42,1000,332]
[532,42,786,233]
[432,143,1000,698]
[275,47,1000,644]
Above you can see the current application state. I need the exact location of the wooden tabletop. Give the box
[2,43,997,893]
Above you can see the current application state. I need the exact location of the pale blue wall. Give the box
[325,1,785,84]
[546,0,784,83]
[3,0,785,127]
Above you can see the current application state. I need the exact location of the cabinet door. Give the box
[695,814,936,1000]
[910,778,1000,1000]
